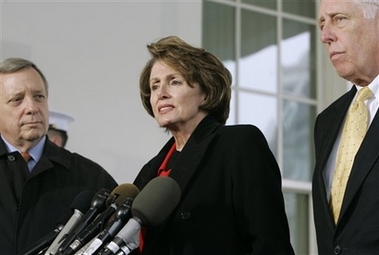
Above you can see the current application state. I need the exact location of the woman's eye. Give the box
[171,79,182,85]
[151,84,158,91]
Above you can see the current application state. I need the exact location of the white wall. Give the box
[0,0,202,183]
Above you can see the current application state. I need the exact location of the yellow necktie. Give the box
[330,86,373,224]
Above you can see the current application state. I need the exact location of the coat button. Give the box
[181,212,191,220]
[334,245,342,254]
[8,155,15,161]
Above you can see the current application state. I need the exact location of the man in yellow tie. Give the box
[312,0,379,254]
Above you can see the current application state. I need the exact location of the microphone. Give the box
[100,176,181,255]
[43,190,97,255]
[61,184,140,255]
[17,190,94,255]
[53,188,110,254]
[18,226,63,255]
[80,187,140,255]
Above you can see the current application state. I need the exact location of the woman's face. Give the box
[149,60,207,132]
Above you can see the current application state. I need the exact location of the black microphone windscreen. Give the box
[106,183,140,207]
[16,191,95,255]
[71,190,95,214]
[131,176,181,226]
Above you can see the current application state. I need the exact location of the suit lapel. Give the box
[313,87,355,229]
[315,87,356,192]
[340,107,379,220]
[319,86,356,175]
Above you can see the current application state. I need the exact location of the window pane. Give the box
[282,0,315,18]
[240,10,277,93]
[202,1,235,63]
[284,192,309,255]
[227,89,237,124]
[234,92,278,156]
[282,100,315,182]
[242,0,276,10]
[282,19,317,99]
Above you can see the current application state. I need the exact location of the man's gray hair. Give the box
[0,57,49,93]
[353,0,379,19]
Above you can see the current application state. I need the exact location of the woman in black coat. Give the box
[133,36,294,255]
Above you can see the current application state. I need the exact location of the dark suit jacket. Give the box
[0,136,118,254]
[133,116,294,255]
[312,86,379,254]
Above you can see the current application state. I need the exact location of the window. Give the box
[203,1,318,253]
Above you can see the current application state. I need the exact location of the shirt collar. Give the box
[1,134,45,162]
[354,74,379,98]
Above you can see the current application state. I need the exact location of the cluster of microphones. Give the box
[18,176,181,255]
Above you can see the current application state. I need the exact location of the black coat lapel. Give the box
[313,86,356,228]
[136,139,175,188]
[340,106,379,218]
[169,116,221,194]
[316,87,356,176]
